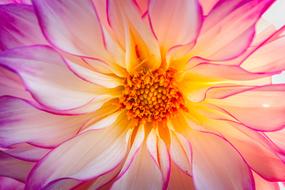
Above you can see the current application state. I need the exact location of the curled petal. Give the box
[0,4,47,50]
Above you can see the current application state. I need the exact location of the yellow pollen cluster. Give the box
[120,69,187,122]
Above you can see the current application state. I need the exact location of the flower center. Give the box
[120,68,187,122]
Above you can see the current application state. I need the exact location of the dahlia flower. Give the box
[0,0,285,189]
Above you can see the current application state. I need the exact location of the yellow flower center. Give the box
[120,68,187,122]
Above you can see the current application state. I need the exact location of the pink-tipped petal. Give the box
[26,120,131,190]
[190,131,254,190]
[0,151,34,182]
[209,85,285,131]
[203,119,285,181]
[0,97,90,147]
[148,0,202,49]
[0,4,47,51]
[0,46,113,112]
[168,162,195,190]
[192,0,274,60]
[242,36,285,73]
[0,177,24,190]
[32,0,109,60]
[111,142,164,190]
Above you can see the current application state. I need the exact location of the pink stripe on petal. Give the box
[26,120,131,190]
[190,131,254,190]
[32,0,109,60]
[199,0,218,15]
[148,0,202,50]
[0,4,47,50]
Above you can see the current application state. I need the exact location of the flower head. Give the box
[0,0,285,189]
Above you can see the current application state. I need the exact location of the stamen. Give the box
[120,68,187,122]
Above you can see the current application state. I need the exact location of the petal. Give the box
[191,0,274,60]
[168,162,195,190]
[149,0,202,49]
[0,151,34,182]
[0,4,47,51]
[266,128,285,152]
[242,36,285,73]
[199,0,218,15]
[0,177,24,190]
[26,119,131,189]
[111,143,164,190]
[107,0,161,71]
[208,85,285,131]
[201,119,285,181]
[253,172,279,190]
[3,143,49,161]
[45,179,80,190]
[32,0,109,60]
[0,97,89,147]
[190,131,254,190]
[169,132,192,175]
[0,45,113,112]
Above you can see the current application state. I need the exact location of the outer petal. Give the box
[0,177,24,190]
[0,151,34,182]
[191,0,274,60]
[32,0,109,60]
[242,36,285,73]
[0,4,47,50]
[0,97,90,147]
[0,46,113,112]
[190,131,254,190]
[26,118,131,190]
[199,118,285,181]
[208,85,285,131]
[148,0,202,49]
